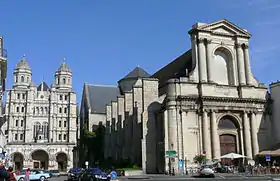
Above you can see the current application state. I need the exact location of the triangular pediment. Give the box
[196,19,251,38]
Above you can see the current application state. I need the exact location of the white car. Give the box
[16,170,51,181]
[199,166,215,177]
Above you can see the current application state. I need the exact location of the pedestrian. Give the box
[24,168,30,181]
[7,167,16,181]
[0,159,10,181]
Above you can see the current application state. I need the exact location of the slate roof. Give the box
[152,50,194,86]
[122,67,151,80]
[84,84,120,114]
[56,62,72,73]
[15,58,31,70]
[37,82,50,91]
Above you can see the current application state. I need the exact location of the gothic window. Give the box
[36,107,39,114]
[22,93,25,99]
[20,134,23,140]
[64,121,67,127]
[15,134,18,141]
[17,93,20,99]
[59,120,62,127]
[42,122,48,139]
[65,95,68,101]
[64,107,67,114]
[40,107,43,114]
[21,120,24,127]
[21,76,24,82]
[16,107,19,112]
[59,107,62,113]
[45,107,48,114]
[63,78,66,84]
[33,122,41,140]
[15,120,18,127]
[21,107,24,113]
[63,134,67,140]
[58,134,62,140]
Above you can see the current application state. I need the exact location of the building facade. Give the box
[80,19,275,174]
[0,37,7,152]
[4,57,77,171]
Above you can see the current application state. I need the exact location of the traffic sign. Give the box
[166,150,177,155]
[266,155,271,162]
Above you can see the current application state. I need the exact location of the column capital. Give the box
[197,38,205,44]
[235,43,242,48]
[243,43,249,49]
[206,39,212,44]
[210,109,217,113]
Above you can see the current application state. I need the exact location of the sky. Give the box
[1,0,280,104]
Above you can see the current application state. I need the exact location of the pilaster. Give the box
[236,43,246,85]
[210,110,220,160]
[198,38,207,83]
[202,109,211,160]
[243,44,253,85]
[206,39,214,83]
[250,112,259,156]
[243,111,252,159]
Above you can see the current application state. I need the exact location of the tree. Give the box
[193,154,205,164]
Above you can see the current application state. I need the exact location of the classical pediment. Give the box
[194,19,251,38]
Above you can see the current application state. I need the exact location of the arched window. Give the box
[21,120,24,127]
[213,47,234,85]
[218,117,238,129]
[36,107,39,114]
[45,107,48,114]
[27,77,29,82]
[33,122,41,140]
[15,76,18,83]
[59,107,62,113]
[64,107,67,114]
[40,107,43,114]
[63,78,66,84]
[21,76,24,82]
[42,122,48,139]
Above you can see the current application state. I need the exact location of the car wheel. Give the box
[40,176,46,181]
[20,177,24,181]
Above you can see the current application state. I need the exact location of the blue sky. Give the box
[1,0,280,103]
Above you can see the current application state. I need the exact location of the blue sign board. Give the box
[178,160,183,169]
[266,155,271,161]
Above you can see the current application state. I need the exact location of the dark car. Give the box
[78,168,110,181]
[68,168,83,181]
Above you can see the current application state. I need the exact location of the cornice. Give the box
[177,95,266,104]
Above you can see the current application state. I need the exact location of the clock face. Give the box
[40,95,44,99]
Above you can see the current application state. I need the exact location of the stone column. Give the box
[167,106,178,172]
[206,39,213,83]
[243,112,252,159]
[164,110,169,172]
[251,112,259,156]
[236,43,246,85]
[198,38,207,83]
[243,44,253,85]
[202,110,211,160]
[211,110,220,160]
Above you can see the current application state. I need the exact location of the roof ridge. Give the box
[85,83,117,88]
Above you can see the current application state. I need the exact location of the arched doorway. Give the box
[13,152,24,171]
[56,152,68,172]
[218,116,240,165]
[31,150,49,170]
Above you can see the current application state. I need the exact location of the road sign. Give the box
[266,155,271,162]
[202,151,206,155]
[166,150,177,155]
[165,155,177,158]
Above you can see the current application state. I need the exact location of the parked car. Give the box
[78,168,110,181]
[49,170,60,177]
[199,165,215,177]
[16,170,51,181]
[68,168,83,181]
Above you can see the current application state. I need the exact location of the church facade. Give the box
[80,19,275,174]
[3,57,78,171]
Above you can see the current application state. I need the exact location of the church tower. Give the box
[13,56,32,88]
[55,58,72,90]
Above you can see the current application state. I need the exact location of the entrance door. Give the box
[220,134,237,155]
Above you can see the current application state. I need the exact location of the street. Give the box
[51,174,280,181]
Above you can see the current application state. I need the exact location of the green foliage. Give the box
[193,154,205,164]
